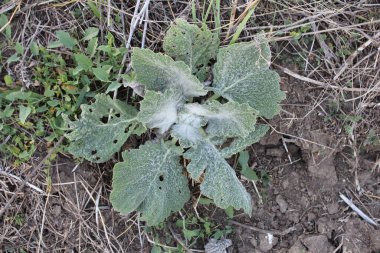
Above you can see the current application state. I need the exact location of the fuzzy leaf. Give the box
[131,48,207,98]
[110,141,190,226]
[185,101,258,138]
[163,18,219,81]
[221,124,269,158]
[212,41,285,118]
[138,89,184,134]
[171,107,206,147]
[184,141,252,214]
[64,94,138,162]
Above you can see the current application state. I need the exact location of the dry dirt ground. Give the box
[1,1,380,252]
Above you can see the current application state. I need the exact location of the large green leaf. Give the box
[64,94,139,163]
[131,48,207,98]
[163,18,219,81]
[184,101,258,138]
[110,141,190,225]
[137,89,184,134]
[221,124,269,158]
[184,141,252,214]
[211,41,285,119]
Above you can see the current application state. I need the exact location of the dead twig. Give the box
[339,193,379,226]
[334,31,380,81]
[278,65,380,93]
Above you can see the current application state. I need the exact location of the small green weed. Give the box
[0,26,130,165]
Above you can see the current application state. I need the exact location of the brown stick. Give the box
[334,31,380,81]
[277,65,380,93]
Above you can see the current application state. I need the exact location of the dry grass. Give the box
[1,0,379,252]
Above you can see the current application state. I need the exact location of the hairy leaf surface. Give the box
[212,41,285,118]
[185,101,258,138]
[64,94,138,162]
[221,124,269,158]
[184,141,252,214]
[171,107,206,147]
[131,48,207,98]
[163,18,219,81]
[110,141,190,225]
[138,89,184,134]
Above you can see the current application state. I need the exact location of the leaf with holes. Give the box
[163,18,219,81]
[137,89,184,134]
[63,94,139,162]
[184,140,252,214]
[62,19,284,226]
[184,101,258,138]
[211,40,285,119]
[131,48,207,98]
[110,141,190,225]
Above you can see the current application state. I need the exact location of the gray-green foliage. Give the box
[110,141,190,225]
[64,94,139,163]
[64,19,284,225]
[211,41,285,119]
[163,18,219,81]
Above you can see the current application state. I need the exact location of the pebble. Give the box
[326,203,339,214]
[258,233,278,252]
[275,195,288,213]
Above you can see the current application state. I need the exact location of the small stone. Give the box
[287,211,300,223]
[250,236,258,248]
[301,235,335,253]
[307,212,317,222]
[275,195,288,213]
[326,203,339,214]
[258,233,278,252]
[288,240,306,253]
[282,178,289,189]
[266,148,284,157]
[300,196,310,208]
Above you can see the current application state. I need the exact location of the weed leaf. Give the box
[74,53,92,71]
[110,141,190,226]
[184,140,252,215]
[171,107,206,147]
[163,18,219,81]
[221,124,269,158]
[56,31,78,50]
[212,41,285,118]
[92,66,110,81]
[83,27,99,41]
[184,101,258,138]
[18,105,32,124]
[137,89,184,134]
[131,48,207,98]
[64,94,139,162]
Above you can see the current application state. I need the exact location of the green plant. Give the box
[0,25,130,164]
[64,19,285,225]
